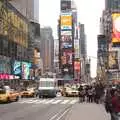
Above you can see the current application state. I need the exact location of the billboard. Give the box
[22,62,31,80]
[61,42,72,49]
[61,50,73,65]
[13,61,21,76]
[0,56,11,74]
[61,0,71,11]
[61,31,72,35]
[61,35,72,42]
[74,39,80,58]
[108,51,118,70]
[74,61,80,71]
[112,13,120,43]
[61,13,72,30]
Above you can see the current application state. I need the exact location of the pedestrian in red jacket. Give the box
[111,89,120,120]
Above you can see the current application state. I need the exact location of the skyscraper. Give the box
[40,27,54,73]
[9,0,39,23]
[105,0,120,10]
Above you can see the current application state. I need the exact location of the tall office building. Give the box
[40,27,54,73]
[9,0,41,81]
[9,0,39,23]
[80,24,87,57]
[79,23,87,83]
[105,0,120,10]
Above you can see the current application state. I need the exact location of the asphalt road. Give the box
[0,96,78,120]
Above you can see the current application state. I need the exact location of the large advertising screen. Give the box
[61,13,72,30]
[108,51,118,70]
[61,50,73,65]
[22,62,31,80]
[112,13,120,43]
[0,56,11,74]
[74,61,80,71]
[13,61,21,76]
[61,0,71,11]
[74,39,80,58]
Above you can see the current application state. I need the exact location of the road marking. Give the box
[61,100,70,104]
[52,100,62,104]
[34,99,47,104]
[19,99,33,103]
[49,112,61,120]
[69,99,78,104]
[44,99,56,104]
[56,108,70,120]
[18,99,78,105]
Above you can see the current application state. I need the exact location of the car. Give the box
[21,88,35,98]
[64,87,79,97]
[0,88,19,103]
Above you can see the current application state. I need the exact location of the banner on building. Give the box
[112,13,120,43]
[61,13,72,30]
[108,51,119,70]
[61,0,71,11]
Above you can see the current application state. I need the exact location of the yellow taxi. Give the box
[21,88,35,98]
[0,88,19,103]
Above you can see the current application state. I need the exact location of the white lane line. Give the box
[34,99,48,104]
[56,108,70,120]
[44,99,55,104]
[27,100,40,103]
[61,100,70,104]
[52,100,62,104]
[69,99,78,104]
[19,99,33,103]
[49,112,60,120]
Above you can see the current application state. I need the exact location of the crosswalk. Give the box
[18,98,78,105]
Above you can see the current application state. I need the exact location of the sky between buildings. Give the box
[39,0,105,77]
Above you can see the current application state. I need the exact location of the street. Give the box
[0,96,110,120]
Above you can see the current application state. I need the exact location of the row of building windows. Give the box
[0,1,28,48]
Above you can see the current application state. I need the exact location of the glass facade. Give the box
[0,0,28,48]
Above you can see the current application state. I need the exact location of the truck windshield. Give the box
[39,81,54,87]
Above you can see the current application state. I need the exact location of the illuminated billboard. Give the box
[112,13,120,43]
[74,39,80,58]
[22,62,31,80]
[13,61,21,76]
[61,31,72,35]
[108,51,118,70]
[61,35,72,42]
[74,61,80,71]
[61,13,72,30]
[61,0,71,11]
[61,42,72,49]
[61,50,73,65]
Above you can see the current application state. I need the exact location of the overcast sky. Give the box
[39,0,105,77]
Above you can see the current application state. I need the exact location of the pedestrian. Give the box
[88,86,93,103]
[111,89,120,120]
[78,85,83,103]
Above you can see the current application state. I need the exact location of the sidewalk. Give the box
[66,103,110,120]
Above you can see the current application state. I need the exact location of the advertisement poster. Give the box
[112,13,120,43]
[74,61,80,71]
[74,39,80,58]
[61,12,72,30]
[22,62,31,80]
[61,35,72,42]
[108,51,118,70]
[61,42,72,49]
[13,61,21,76]
[61,0,71,11]
[0,56,11,74]
[61,50,72,65]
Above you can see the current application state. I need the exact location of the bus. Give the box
[38,78,57,98]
